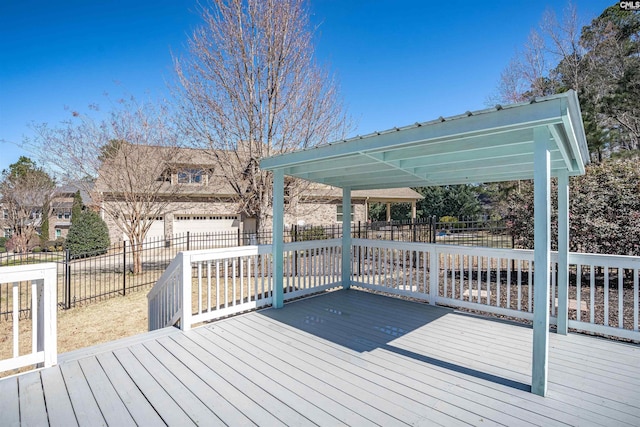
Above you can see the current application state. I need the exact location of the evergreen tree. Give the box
[71,190,83,224]
[64,210,110,258]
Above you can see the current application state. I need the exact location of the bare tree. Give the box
[173,0,350,231]
[29,99,182,273]
[0,157,55,253]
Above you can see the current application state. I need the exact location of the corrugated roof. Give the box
[260,90,589,190]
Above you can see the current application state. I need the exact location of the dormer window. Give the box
[178,169,203,184]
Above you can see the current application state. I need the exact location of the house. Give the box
[94,145,422,244]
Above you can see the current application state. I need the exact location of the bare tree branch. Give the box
[173,0,351,231]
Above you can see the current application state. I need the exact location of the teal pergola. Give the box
[260,90,589,396]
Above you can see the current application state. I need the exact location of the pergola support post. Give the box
[342,188,352,289]
[557,170,570,335]
[532,126,551,396]
[272,169,285,309]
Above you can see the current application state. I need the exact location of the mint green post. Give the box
[341,187,351,289]
[272,169,284,308]
[532,126,551,397]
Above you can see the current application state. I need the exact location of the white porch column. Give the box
[272,169,285,309]
[532,126,551,396]
[386,202,391,222]
[557,169,570,335]
[342,187,352,289]
[411,201,417,220]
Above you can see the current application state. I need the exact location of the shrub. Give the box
[64,210,110,258]
[43,238,65,252]
[294,226,327,241]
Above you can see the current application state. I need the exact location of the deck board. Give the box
[93,351,165,427]
[40,367,78,427]
[77,357,137,427]
[59,362,106,425]
[0,376,20,427]
[18,372,49,426]
[1,289,640,426]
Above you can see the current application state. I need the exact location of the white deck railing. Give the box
[0,263,57,374]
[149,238,639,341]
[351,239,640,341]
[148,239,343,330]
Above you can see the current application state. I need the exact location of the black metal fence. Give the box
[1,217,511,319]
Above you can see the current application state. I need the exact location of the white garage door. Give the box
[122,217,165,243]
[173,215,239,235]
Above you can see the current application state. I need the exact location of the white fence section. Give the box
[351,239,640,342]
[351,239,436,303]
[148,239,344,331]
[0,263,57,374]
[282,239,343,302]
[149,237,639,341]
[149,245,274,331]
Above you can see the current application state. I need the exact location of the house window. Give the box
[2,209,7,219]
[336,204,355,222]
[57,210,71,220]
[4,228,11,238]
[177,169,203,184]
[55,229,62,238]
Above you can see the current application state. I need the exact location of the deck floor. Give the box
[1,289,639,426]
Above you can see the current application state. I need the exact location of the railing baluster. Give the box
[618,267,623,329]
[604,266,609,327]
[13,282,19,358]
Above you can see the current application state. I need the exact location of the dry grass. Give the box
[1,287,150,378]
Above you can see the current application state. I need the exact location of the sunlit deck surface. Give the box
[2,289,640,426]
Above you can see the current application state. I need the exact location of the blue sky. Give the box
[0,0,613,174]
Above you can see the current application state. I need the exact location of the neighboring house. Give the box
[1,205,12,239]
[94,146,422,243]
[41,184,95,241]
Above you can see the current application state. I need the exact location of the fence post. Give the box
[64,249,71,309]
[237,228,241,247]
[412,218,417,243]
[187,231,190,251]
[431,215,437,244]
[122,241,127,296]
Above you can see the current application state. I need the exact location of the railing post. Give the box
[187,231,190,251]
[429,246,439,305]
[38,264,57,368]
[122,240,127,296]
[180,252,192,331]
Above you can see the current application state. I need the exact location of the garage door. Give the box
[122,217,165,243]
[173,215,239,235]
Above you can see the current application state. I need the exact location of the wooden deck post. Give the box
[342,187,352,289]
[273,169,285,309]
[532,126,551,396]
[557,170,569,335]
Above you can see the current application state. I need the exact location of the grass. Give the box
[0,287,149,378]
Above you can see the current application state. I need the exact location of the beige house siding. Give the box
[102,198,369,242]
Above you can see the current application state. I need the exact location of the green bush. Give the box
[64,210,110,258]
[0,236,6,251]
[43,238,65,252]
[294,226,327,241]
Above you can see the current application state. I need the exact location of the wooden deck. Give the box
[2,289,640,426]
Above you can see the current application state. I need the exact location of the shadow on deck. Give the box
[1,289,639,426]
